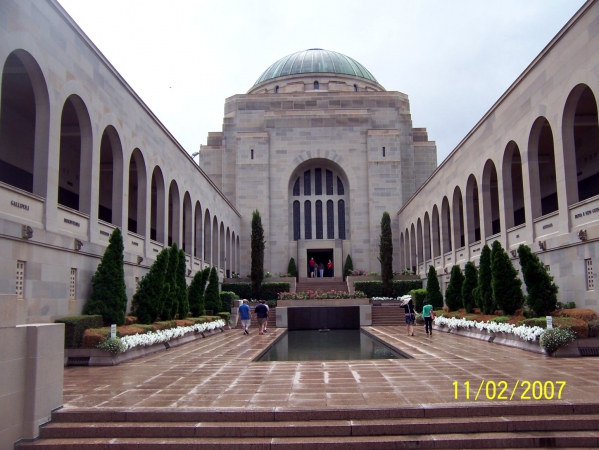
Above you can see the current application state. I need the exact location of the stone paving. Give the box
[62,326,599,410]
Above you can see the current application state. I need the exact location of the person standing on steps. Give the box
[318,261,325,278]
[327,259,333,277]
[239,300,251,335]
[400,295,416,336]
[254,300,269,335]
[309,257,316,278]
[422,300,433,335]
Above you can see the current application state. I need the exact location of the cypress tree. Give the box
[188,267,210,317]
[462,261,478,313]
[204,266,221,314]
[518,244,558,316]
[379,211,394,297]
[476,244,494,314]
[161,243,180,320]
[131,248,169,324]
[176,249,189,319]
[344,254,354,279]
[83,227,127,325]
[250,210,265,299]
[445,265,465,311]
[491,240,523,315]
[426,265,443,309]
[287,257,298,279]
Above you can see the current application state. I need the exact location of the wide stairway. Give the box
[18,403,599,448]
[371,304,403,326]
[296,277,348,293]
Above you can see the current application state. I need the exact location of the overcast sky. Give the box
[57,0,586,165]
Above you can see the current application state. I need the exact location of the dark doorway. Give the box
[307,249,333,278]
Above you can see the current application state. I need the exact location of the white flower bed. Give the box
[119,319,226,352]
[434,316,545,342]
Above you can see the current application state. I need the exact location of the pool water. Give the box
[257,329,409,361]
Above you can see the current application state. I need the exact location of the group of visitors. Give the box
[308,257,334,278]
[401,296,435,336]
[237,299,269,335]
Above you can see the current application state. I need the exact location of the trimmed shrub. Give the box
[461,262,478,313]
[82,328,109,348]
[287,258,298,279]
[97,337,125,354]
[220,291,239,313]
[409,288,427,312]
[518,244,558,317]
[445,265,464,312]
[354,281,382,298]
[539,328,576,355]
[188,267,210,317]
[476,244,494,314]
[261,282,290,300]
[588,320,599,338]
[221,282,252,299]
[251,210,265,299]
[131,248,169,324]
[217,312,231,322]
[426,265,443,309]
[55,315,104,348]
[83,228,127,325]
[491,240,523,315]
[205,267,221,313]
[491,316,510,324]
[553,308,599,322]
[379,212,393,297]
[176,249,189,319]
[393,280,423,297]
[344,254,354,279]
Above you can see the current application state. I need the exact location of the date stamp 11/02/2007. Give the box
[453,380,566,401]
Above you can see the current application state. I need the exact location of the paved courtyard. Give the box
[63,326,599,411]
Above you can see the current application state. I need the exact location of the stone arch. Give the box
[562,83,599,205]
[204,209,212,264]
[219,221,225,270]
[212,216,219,269]
[417,218,424,265]
[410,223,417,273]
[502,141,525,229]
[150,166,166,243]
[452,186,465,249]
[226,227,231,276]
[465,174,481,243]
[432,205,441,258]
[482,159,500,237]
[167,180,181,246]
[98,125,124,226]
[182,192,192,254]
[0,50,50,197]
[423,212,431,261]
[404,228,410,270]
[399,232,405,270]
[127,149,147,236]
[194,201,203,259]
[528,117,559,219]
[441,196,452,253]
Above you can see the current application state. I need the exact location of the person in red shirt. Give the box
[327,259,333,277]
[309,257,316,278]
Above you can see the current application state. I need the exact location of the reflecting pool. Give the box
[257,329,409,361]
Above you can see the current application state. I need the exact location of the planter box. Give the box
[64,326,227,366]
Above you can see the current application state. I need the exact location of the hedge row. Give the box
[55,315,104,348]
[221,282,290,300]
[353,280,422,298]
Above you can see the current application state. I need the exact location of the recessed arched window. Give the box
[293,201,300,240]
[316,200,323,239]
[304,170,311,195]
[293,177,300,196]
[338,200,346,239]
[314,81,319,90]
[327,200,334,239]
[354,84,358,92]
[315,168,322,195]
[275,85,279,93]
[337,176,344,195]
[304,200,312,239]
[326,170,333,195]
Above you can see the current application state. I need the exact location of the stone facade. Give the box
[397,0,599,313]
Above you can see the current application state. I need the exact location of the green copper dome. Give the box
[253,48,379,86]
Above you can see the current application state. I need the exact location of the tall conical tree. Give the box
[379,211,394,297]
[518,244,558,316]
[83,227,127,325]
[462,261,478,313]
[131,248,169,324]
[445,265,465,311]
[344,254,354,279]
[287,257,298,279]
[491,240,523,315]
[476,244,494,314]
[161,243,180,320]
[204,266,221,314]
[176,249,189,319]
[188,267,210,317]
[250,210,265,300]
[426,265,443,309]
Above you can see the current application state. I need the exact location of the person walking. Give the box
[254,300,269,335]
[400,295,416,336]
[263,302,269,332]
[318,261,325,278]
[422,300,434,335]
[239,300,251,335]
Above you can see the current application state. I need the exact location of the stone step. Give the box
[38,415,599,439]
[18,430,599,449]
